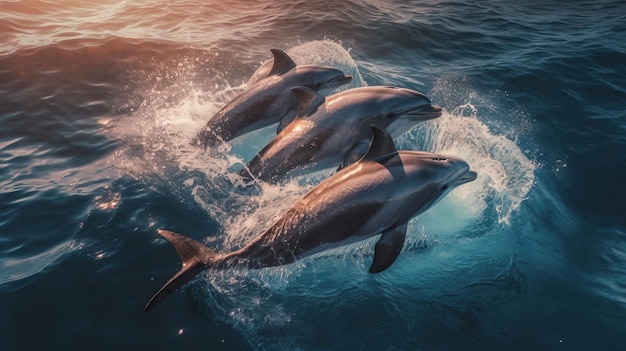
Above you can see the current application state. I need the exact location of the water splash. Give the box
[101,39,361,229]
[397,110,535,225]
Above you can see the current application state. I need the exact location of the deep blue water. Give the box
[1,1,626,350]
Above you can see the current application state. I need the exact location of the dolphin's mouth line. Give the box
[456,170,478,184]
[326,74,353,86]
[402,104,443,119]
[398,105,443,117]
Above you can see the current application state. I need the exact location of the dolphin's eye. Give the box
[386,113,395,119]
[441,185,449,190]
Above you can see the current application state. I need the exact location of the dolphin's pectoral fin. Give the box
[145,230,216,312]
[369,224,407,273]
[291,86,325,118]
[360,125,398,164]
[338,140,370,171]
[268,49,297,77]
[277,114,296,134]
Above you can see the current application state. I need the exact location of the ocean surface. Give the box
[1,0,625,350]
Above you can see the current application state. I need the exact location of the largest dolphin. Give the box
[240,86,442,183]
[192,49,352,148]
[145,126,477,311]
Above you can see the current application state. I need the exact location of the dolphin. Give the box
[192,49,352,148]
[145,126,476,311]
[240,86,442,183]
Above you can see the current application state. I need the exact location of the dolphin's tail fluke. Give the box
[144,229,216,312]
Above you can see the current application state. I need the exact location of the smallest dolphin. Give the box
[192,49,352,148]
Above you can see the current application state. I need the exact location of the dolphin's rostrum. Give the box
[146,126,476,312]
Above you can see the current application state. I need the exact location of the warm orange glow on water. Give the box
[1,0,304,55]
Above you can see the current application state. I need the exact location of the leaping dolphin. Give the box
[192,49,352,148]
[145,126,476,312]
[240,86,442,183]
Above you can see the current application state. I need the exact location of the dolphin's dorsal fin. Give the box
[277,114,295,134]
[291,86,325,118]
[359,125,398,163]
[267,49,297,77]
[369,223,407,273]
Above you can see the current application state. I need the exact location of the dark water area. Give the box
[1,1,626,350]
